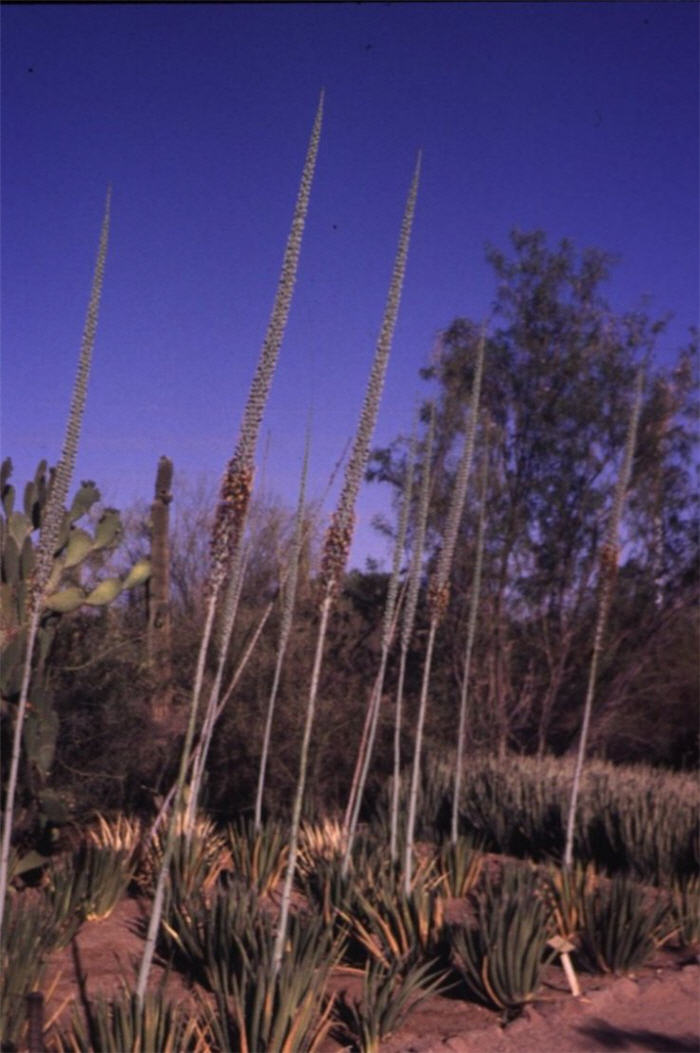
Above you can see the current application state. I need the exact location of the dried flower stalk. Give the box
[137,94,324,1003]
[563,365,645,868]
[273,153,422,974]
[0,188,111,935]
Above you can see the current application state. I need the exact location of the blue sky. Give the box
[2,3,698,569]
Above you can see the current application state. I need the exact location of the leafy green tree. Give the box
[370,230,697,764]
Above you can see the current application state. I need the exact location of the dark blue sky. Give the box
[2,3,698,568]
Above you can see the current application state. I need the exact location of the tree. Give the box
[369,230,698,766]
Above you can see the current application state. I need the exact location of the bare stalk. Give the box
[137,94,323,1003]
[451,420,490,843]
[273,152,421,974]
[390,403,435,861]
[148,437,346,842]
[254,425,311,830]
[404,328,485,892]
[563,366,645,869]
[342,423,417,872]
[0,189,111,937]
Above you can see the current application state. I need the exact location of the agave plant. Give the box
[87,812,142,857]
[436,834,485,899]
[160,880,260,993]
[538,861,599,943]
[54,987,205,1052]
[333,956,449,1053]
[0,887,79,1049]
[340,874,446,971]
[450,865,555,1017]
[225,818,288,898]
[198,912,343,1053]
[296,818,347,878]
[142,813,229,904]
[669,874,700,947]
[48,841,135,923]
[578,874,672,974]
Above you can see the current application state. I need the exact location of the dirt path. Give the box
[44,897,699,1052]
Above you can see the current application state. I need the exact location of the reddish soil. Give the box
[41,895,700,1052]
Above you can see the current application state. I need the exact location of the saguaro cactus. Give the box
[147,455,173,724]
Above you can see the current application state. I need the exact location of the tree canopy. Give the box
[369,230,698,766]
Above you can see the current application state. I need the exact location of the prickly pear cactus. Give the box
[0,458,151,830]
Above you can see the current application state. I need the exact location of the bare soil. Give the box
[41,895,700,1052]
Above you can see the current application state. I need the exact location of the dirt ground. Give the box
[43,895,699,1052]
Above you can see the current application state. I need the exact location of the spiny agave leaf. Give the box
[92,509,122,550]
[121,558,151,590]
[44,586,86,613]
[8,511,33,549]
[68,481,101,522]
[2,534,20,587]
[84,577,123,606]
[63,527,95,569]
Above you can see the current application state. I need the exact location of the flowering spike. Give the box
[321,150,421,593]
[209,91,324,590]
[32,188,111,605]
[427,325,486,622]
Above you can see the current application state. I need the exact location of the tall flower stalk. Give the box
[254,423,312,830]
[341,419,417,873]
[451,419,490,843]
[404,327,485,892]
[137,93,323,1004]
[0,188,111,935]
[390,402,435,861]
[185,91,324,827]
[272,152,422,974]
[563,365,645,869]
